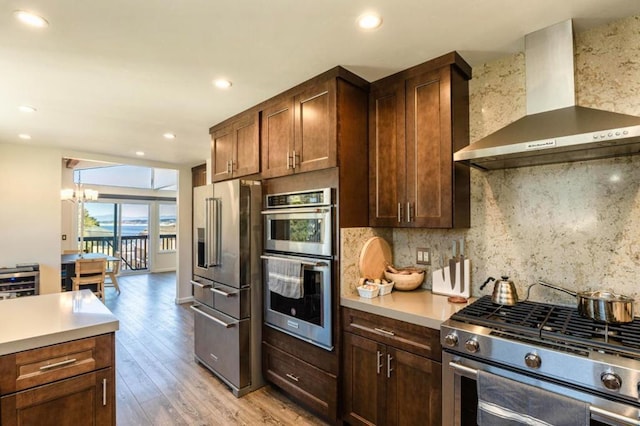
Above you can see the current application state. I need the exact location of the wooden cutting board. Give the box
[358,237,392,280]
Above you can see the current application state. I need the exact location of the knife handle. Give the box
[452,240,457,259]
[459,239,464,257]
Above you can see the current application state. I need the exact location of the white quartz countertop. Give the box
[341,289,472,330]
[0,290,119,355]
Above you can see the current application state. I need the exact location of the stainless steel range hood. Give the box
[454,20,640,170]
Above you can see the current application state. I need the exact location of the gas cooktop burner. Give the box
[451,296,640,358]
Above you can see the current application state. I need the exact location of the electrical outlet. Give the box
[416,248,430,265]
[62,234,67,241]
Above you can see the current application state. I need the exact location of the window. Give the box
[75,165,177,190]
[158,203,177,252]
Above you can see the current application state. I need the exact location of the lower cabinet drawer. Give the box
[0,334,114,395]
[263,342,336,420]
[342,307,441,361]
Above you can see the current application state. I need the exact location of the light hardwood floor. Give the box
[104,272,328,426]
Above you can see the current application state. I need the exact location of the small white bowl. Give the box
[357,285,379,298]
[366,280,395,296]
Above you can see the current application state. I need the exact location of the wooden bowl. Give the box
[383,271,425,291]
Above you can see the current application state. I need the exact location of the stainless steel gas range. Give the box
[441,296,640,425]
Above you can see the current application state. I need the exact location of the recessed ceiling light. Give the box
[163,133,176,139]
[135,151,145,156]
[357,13,382,30]
[18,134,32,140]
[214,79,232,89]
[18,105,37,113]
[14,10,49,28]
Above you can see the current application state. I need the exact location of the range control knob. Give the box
[444,333,459,348]
[465,338,480,353]
[601,372,622,391]
[524,352,541,369]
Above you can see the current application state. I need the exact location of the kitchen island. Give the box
[0,290,118,425]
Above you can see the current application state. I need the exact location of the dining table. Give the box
[61,253,119,292]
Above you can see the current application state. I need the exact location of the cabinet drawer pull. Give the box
[285,373,299,382]
[374,327,395,336]
[39,358,77,371]
[102,378,107,406]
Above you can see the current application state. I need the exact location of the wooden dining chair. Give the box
[105,252,121,293]
[72,258,107,302]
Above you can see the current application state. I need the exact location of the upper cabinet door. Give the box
[211,110,260,182]
[369,80,405,227]
[405,68,453,228]
[368,53,471,229]
[233,112,260,178]
[293,80,336,173]
[260,99,295,179]
[212,124,235,182]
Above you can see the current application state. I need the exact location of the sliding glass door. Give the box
[83,202,150,272]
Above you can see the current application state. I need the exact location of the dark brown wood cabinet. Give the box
[210,110,260,182]
[260,69,362,179]
[0,333,116,426]
[369,52,472,228]
[262,342,337,420]
[342,307,441,426]
[191,163,207,187]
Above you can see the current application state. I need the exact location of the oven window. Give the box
[269,269,323,326]
[270,218,322,243]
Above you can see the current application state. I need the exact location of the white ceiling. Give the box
[2,1,639,166]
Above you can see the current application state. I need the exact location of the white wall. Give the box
[0,143,63,294]
[176,166,193,304]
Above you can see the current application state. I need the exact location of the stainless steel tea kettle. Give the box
[480,276,519,306]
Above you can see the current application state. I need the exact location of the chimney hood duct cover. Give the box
[454,19,640,170]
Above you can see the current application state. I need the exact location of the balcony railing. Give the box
[81,234,176,271]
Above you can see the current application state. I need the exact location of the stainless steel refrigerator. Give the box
[191,179,263,397]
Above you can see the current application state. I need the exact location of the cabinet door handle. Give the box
[292,150,298,169]
[39,358,77,371]
[387,353,394,378]
[374,327,395,337]
[230,160,236,172]
[102,378,107,406]
[406,202,412,223]
[397,203,403,223]
[376,350,383,375]
[286,151,292,169]
[286,373,299,382]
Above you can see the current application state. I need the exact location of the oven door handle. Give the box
[448,361,640,425]
[260,255,328,267]
[261,207,331,215]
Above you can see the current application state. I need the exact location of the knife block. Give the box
[432,259,470,298]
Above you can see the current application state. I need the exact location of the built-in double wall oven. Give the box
[262,188,334,351]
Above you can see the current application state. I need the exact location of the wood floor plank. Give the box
[106,272,328,426]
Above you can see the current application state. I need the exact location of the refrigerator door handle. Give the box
[204,197,210,268]
[209,198,222,267]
